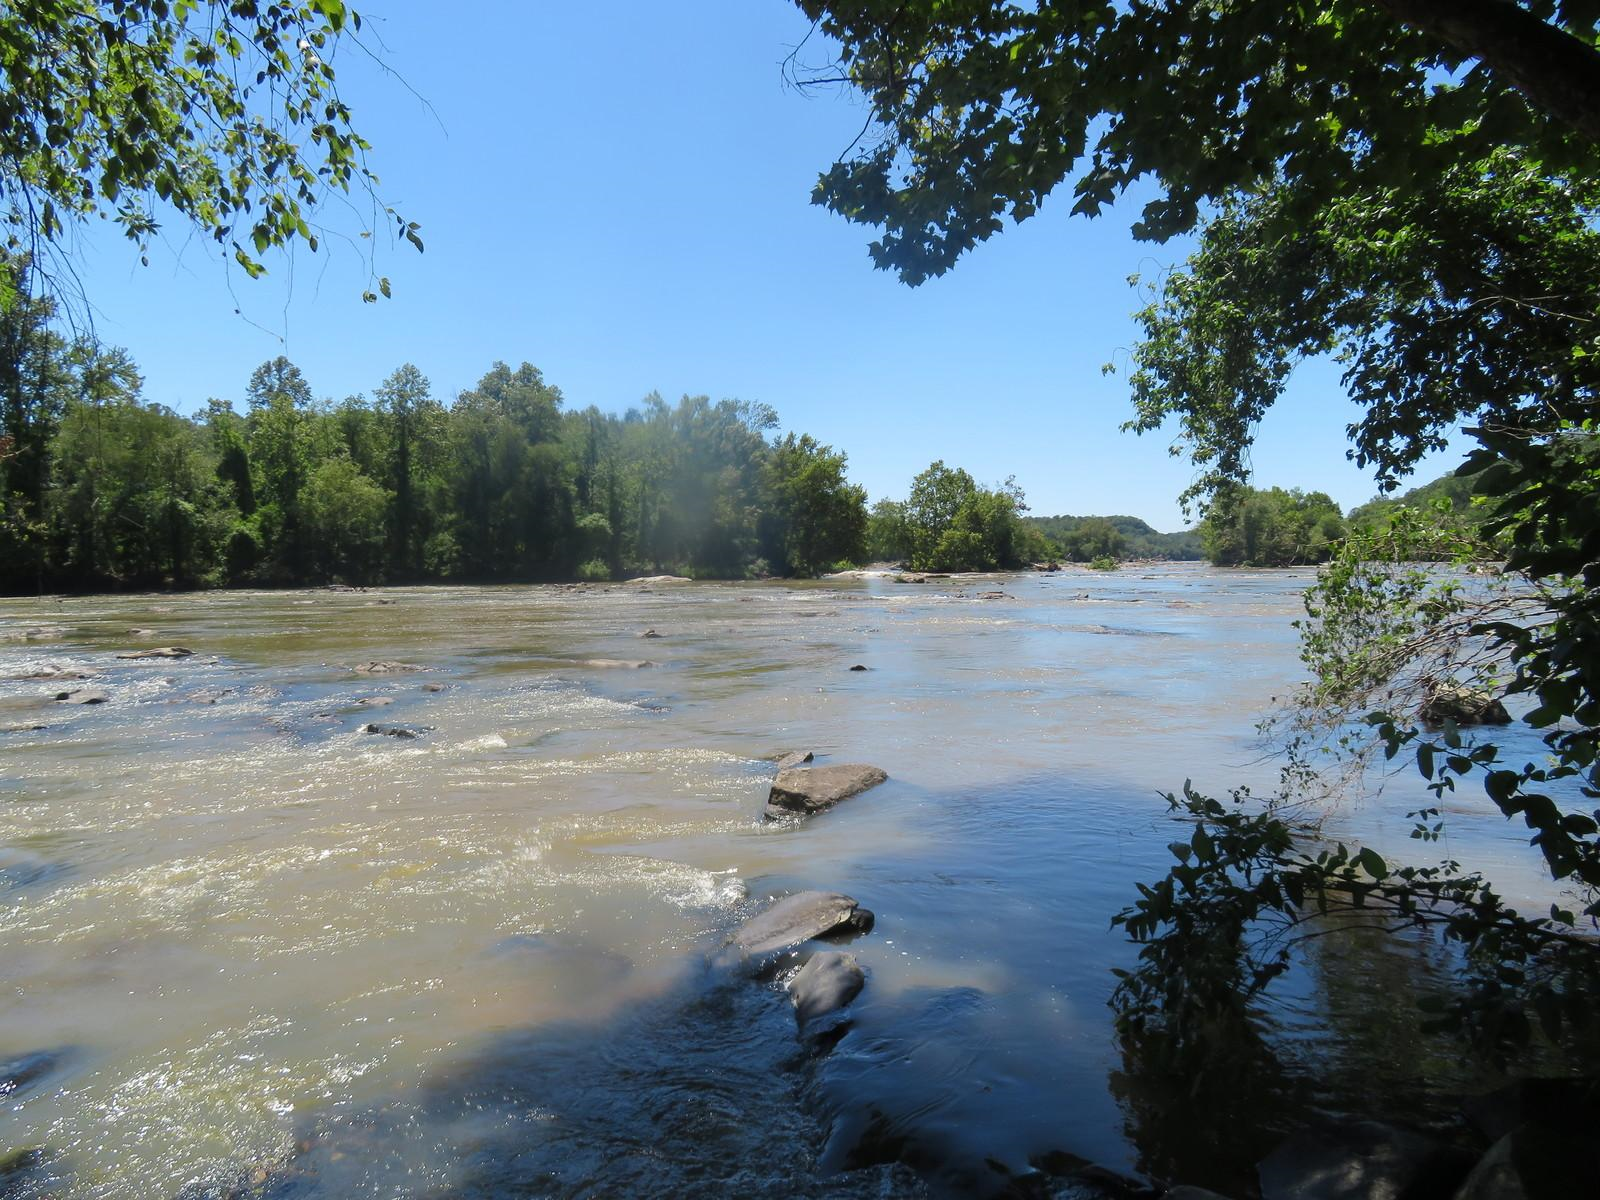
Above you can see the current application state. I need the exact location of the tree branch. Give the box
[1373,0,1600,143]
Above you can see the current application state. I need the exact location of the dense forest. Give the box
[0,278,877,592]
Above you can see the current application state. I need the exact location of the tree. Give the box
[761,432,868,574]
[800,0,1600,1084]
[793,1,1600,283]
[300,454,388,582]
[0,0,419,307]
[1199,486,1346,567]
[375,363,439,575]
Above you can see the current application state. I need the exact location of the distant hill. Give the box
[1347,468,1487,530]
[1024,514,1204,561]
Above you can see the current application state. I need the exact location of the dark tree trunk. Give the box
[1375,0,1600,143]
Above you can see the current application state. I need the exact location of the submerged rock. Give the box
[789,950,864,1025]
[363,723,430,740]
[975,591,1011,600]
[1419,681,1511,726]
[116,646,193,659]
[640,629,664,639]
[18,665,96,682]
[1257,1122,1472,1200]
[421,681,448,692]
[766,764,887,818]
[53,688,107,705]
[578,658,656,670]
[775,750,814,770]
[729,891,875,959]
[0,1050,68,1098]
[126,627,156,637]
[1454,1123,1599,1200]
[351,696,395,709]
[352,661,423,675]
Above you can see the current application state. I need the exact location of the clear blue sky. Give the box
[66,0,1465,531]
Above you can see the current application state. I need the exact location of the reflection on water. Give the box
[0,567,1560,1197]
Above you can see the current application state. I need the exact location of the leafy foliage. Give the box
[0,1,418,306]
[797,0,1600,1081]
[0,308,876,590]
[795,1,1600,283]
[1199,486,1347,567]
[872,460,1040,571]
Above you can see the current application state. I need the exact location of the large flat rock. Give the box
[728,891,874,959]
[766,764,887,818]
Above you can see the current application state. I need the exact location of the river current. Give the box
[0,567,1564,1197]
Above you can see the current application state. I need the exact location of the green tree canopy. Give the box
[0,0,418,306]
[795,0,1600,283]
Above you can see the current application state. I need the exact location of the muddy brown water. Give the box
[0,566,1567,1197]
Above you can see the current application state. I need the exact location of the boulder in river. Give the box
[766,764,887,818]
[352,661,423,675]
[775,750,814,770]
[1419,680,1511,726]
[1257,1122,1473,1200]
[53,688,107,705]
[728,890,875,958]
[789,950,864,1026]
[116,646,193,659]
[363,723,430,739]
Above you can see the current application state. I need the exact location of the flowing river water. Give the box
[0,566,1568,1198]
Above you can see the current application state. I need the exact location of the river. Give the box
[0,566,1564,1197]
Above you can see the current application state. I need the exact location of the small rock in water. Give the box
[848,664,869,672]
[1419,681,1511,726]
[766,764,888,818]
[421,682,447,692]
[116,646,193,659]
[53,688,107,705]
[789,950,865,1026]
[184,688,231,705]
[975,591,1011,600]
[351,696,395,709]
[352,661,423,675]
[579,658,656,669]
[729,891,875,959]
[19,665,96,682]
[363,723,429,739]
[775,750,814,770]
[640,629,663,638]
[1,722,48,734]
[126,627,156,637]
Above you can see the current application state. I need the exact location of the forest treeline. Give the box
[0,286,1074,593]
[1,285,1469,592]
